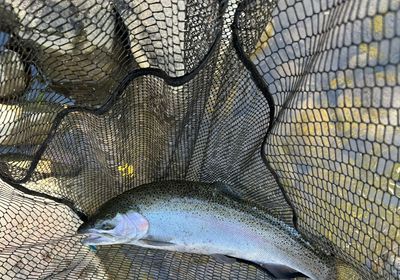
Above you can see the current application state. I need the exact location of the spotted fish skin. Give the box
[79,180,336,279]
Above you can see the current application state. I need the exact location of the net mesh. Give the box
[0,0,398,279]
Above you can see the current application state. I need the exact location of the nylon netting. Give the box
[0,0,398,279]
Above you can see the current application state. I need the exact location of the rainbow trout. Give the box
[77,180,353,279]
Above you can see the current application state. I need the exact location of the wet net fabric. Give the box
[0,0,398,279]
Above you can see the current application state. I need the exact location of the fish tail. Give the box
[335,260,362,280]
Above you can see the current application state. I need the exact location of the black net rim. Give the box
[0,0,298,227]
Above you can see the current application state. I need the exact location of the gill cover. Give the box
[79,211,149,245]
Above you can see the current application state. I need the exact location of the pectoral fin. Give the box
[139,239,175,247]
[212,254,237,264]
[259,263,306,279]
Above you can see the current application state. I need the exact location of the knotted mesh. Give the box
[0,0,398,279]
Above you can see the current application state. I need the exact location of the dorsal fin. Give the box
[211,182,243,201]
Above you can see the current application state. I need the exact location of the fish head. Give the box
[77,210,149,246]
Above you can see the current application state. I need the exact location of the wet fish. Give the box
[78,180,354,279]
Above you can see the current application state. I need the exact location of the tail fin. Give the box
[335,260,362,280]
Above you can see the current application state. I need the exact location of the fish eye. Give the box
[100,223,114,230]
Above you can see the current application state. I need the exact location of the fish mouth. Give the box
[81,231,116,245]
[82,234,103,245]
[78,226,116,245]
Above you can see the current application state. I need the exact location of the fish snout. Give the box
[77,223,91,234]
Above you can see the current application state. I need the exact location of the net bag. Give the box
[0,0,398,279]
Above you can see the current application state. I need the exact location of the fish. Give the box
[77,180,359,280]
